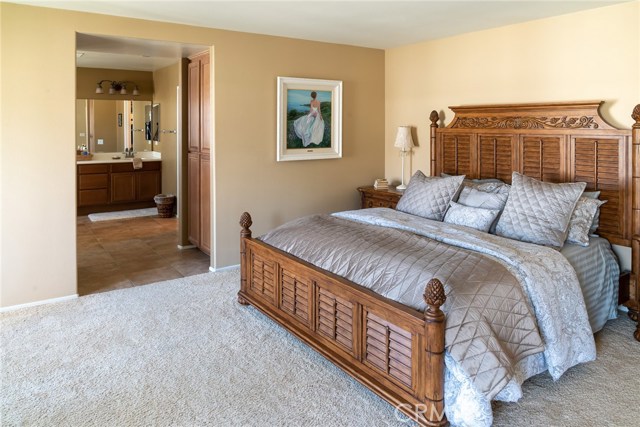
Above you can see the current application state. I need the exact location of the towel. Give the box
[132,158,143,170]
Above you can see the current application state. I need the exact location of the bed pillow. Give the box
[396,171,465,221]
[457,186,508,210]
[581,191,604,234]
[443,202,501,232]
[457,186,509,233]
[495,172,586,248]
[566,197,607,246]
[441,173,506,194]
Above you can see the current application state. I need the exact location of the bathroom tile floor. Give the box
[77,215,210,296]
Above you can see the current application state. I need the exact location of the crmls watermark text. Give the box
[394,403,445,424]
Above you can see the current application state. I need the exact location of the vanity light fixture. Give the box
[95,80,140,96]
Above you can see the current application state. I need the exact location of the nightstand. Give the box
[357,186,403,209]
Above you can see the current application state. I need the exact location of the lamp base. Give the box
[397,184,407,191]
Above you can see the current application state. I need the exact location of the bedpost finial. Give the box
[240,212,253,231]
[424,278,446,311]
[632,104,640,127]
[430,110,439,125]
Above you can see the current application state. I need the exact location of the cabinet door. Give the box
[137,170,161,201]
[78,190,109,206]
[188,60,201,153]
[111,172,136,203]
[200,154,211,255]
[201,57,211,154]
[188,153,200,246]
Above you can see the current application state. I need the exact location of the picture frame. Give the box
[277,77,342,161]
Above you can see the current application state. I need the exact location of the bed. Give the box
[236,101,640,426]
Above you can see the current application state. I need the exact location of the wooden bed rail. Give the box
[237,212,448,426]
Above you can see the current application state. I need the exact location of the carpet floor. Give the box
[1,269,638,426]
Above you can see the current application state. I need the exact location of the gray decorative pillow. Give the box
[457,186,509,233]
[581,191,603,234]
[397,171,465,221]
[444,201,501,232]
[441,173,506,194]
[566,197,607,246]
[495,172,586,248]
[458,186,508,210]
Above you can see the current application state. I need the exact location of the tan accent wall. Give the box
[0,3,385,307]
[152,63,180,197]
[385,1,639,186]
[76,67,153,100]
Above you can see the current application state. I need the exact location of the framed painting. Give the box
[277,77,342,161]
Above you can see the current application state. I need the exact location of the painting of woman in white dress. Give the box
[286,89,331,149]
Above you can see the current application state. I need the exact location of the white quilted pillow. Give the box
[495,172,586,248]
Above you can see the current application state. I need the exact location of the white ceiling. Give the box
[12,0,630,70]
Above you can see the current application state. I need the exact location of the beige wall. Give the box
[385,1,639,186]
[92,100,118,152]
[384,0,639,269]
[75,99,88,149]
[152,63,180,197]
[76,67,153,101]
[0,3,385,307]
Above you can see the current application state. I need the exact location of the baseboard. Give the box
[178,244,196,250]
[210,264,240,273]
[0,294,78,313]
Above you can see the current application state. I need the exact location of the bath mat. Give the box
[87,208,158,222]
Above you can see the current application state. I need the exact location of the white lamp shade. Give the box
[394,126,414,151]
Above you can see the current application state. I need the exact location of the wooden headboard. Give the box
[429,102,640,339]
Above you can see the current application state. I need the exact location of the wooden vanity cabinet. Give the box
[78,164,109,207]
[77,161,161,215]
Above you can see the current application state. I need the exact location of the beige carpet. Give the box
[1,269,638,427]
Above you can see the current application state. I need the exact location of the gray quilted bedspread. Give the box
[260,212,546,399]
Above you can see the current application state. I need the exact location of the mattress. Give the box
[561,236,620,332]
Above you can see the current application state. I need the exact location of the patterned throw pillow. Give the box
[495,172,586,248]
[566,197,607,246]
[396,171,465,221]
[443,201,501,232]
[457,186,509,233]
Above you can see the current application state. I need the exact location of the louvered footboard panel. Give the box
[240,238,447,426]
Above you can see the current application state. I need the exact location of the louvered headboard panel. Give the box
[430,101,633,247]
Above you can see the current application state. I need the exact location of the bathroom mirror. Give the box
[75,99,154,153]
[145,103,160,144]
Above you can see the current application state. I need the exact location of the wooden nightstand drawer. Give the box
[357,186,403,209]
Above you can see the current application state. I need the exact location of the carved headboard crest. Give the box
[447,101,615,131]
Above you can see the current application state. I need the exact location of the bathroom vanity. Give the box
[77,153,161,215]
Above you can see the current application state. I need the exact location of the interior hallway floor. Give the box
[77,215,210,296]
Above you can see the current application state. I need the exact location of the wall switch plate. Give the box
[79,132,86,137]
[97,139,104,145]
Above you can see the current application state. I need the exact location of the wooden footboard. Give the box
[237,212,448,426]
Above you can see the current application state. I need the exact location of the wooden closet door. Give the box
[188,152,200,247]
[187,51,211,255]
[200,154,211,253]
[188,61,201,153]
[201,56,211,154]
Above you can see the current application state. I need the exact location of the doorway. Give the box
[75,33,211,294]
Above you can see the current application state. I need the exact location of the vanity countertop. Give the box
[76,152,161,165]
